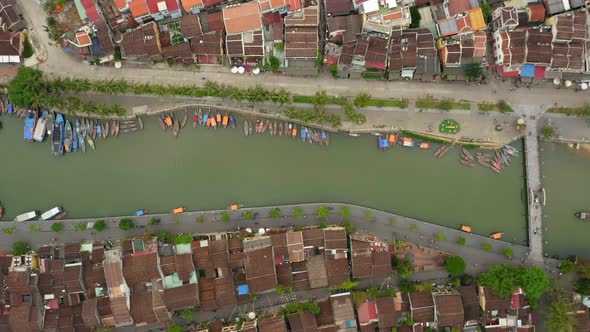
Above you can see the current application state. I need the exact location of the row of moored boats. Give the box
[457,145,519,174]
[11,206,67,222]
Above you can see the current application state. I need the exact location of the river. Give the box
[1,114,527,245]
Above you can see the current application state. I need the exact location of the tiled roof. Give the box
[327,14,362,44]
[199,10,225,32]
[527,4,545,22]
[223,2,262,34]
[190,31,224,56]
[324,229,347,250]
[0,31,21,57]
[525,29,552,65]
[181,14,203,38]
[111,296,133,326]
[288,311,317,332]
[164,283,198,311]
[459,286,480,323]
[358,301,378,324]
[481,286,511,313]
[181,0,203,10]
[316,299,336,327]
[122,252,161,291]
[163,42,194,60]
[244,246,277,292]
[331,294,357,332]
[325,0,352,16]
[129,0,150,17]
[81,0,101,22]
[302,228,324,248]
[258,315,288,332]
[448,0,472,17]
[376,296,398,329]
[409,291,435,323]
[434,293,464,327]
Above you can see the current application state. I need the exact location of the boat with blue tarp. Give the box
[24,109,38,142]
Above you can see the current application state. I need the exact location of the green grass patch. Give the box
[416,95,470,111]
[439,119,460,134]
[362,74,384,80]
[23,34,34,58]
[547,104,590,116]
[293,95,316,104]
[366,98,409,109]
[401,130,447,144]
[477,102,496,112]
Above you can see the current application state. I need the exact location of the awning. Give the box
[521,64,535,78]
[534,66,546,79]
[497,66,519,77]
[238,284,249,295]
[401,69,414,80]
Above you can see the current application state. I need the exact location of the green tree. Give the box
[482,242,493,251]
[541,126,555,140]
[13,241,30,255]
[436,231,446,241]
[312,90,328,106]
[577,279,590,296]
[243,211,253,220]
[168,324,183,332]
[398,278,416,292]
[457,237,466,245]
[341,221,356,233]
[51,222,63,232]
[221,212,230,223]
[119,218,134,230]
[393,257,414,279]
[270,208,281,218]
[340,280,359,290]
[318,221,327,229]
[268,56,281,71]
[293,207,304,219]
[148,218,159,226]
[353,92,372,108]
[29,224,40,233]
[461,274,474,286]
[174,233,193,245]
[561,259,575,273]
[8,67,45,108]
[519,266,550,307]
[545,294,575,332]
[445,256,466,275]
[157,231,175,243]
[23,34,34,58]
[340,206,351,218]
[3,227,15,234]
[73,222,87,232]
[317,206,330,218]
[179,308,194,321]
[409,6,421,28]
[364,210,373,221]
[503,247,514,258]
[93,220,107,231]
[478,264,520,298]
[276,284,285,295]
[481,1,491,23]
[463,62,483,81]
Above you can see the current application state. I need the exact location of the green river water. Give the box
[0,114,585,257]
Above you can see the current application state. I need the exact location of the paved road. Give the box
[18,0,590,108]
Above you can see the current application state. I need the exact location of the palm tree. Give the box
[272,88,290,106]
[204,80,220,96]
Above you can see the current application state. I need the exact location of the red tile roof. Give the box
[146,0,159,14]
[358,301,377,324]
[129,0,150,17]
[81,0,101,22]
[223,2,262,34]
[244,246,277,292]
[527,4,545,22]
[165,0,180,11]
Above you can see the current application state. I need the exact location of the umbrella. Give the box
[231,66,238,73]
[252,67,260,75]
[238,66,245,74]
[565,80,572,87]
[248,312,256,320]
[553,78,560,85]
[258,228,266,234]
[245,228,252,233]
[580,83,588,90]
[115,61,122,69]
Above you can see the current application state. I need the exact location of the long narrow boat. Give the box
[198,109,203,126]
[216,112,222,125]
[433,145,445,158]
[575,212,590,220]
[72,130,78,152]
[438,145,450,158]
[158,116,166,130]
[96,123,102,140]
[87,135,96,150]
[292,125,297,138]
[104,121,110,139]
[40,207,64,221]
[269,121,273,136]
[244,120,249,136]
[279,122,283,136]
[172,120,180,137]
[229,115,236,128]
[33,111,48,142]
[115,121,120,137]
[181,110,188,129]
[137,116,144,130]
[273,121,277,136]
[248,121,253,135]
[0,201,3,219]
[64,120,73,153]
[91,120,97,139]
[222,114,229,128]
[326,132,330,145]
[14,211,38,222]
[52,114,64,156]
[461,147,474,160]
[110,120,116,136]
[261,120,268,134]
[80,132,86,152]
[460,159,475,167]
[202,113,209,126]
[24,109,38,142]
[192,111,198,128]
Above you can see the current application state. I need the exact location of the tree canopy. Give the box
[577,279,590,296]
[93,220,107,231]
[8,67,45,108]
[393,257,414,279]
[463,62,483,81]
[51,222,64,232]
[119,218,134,230]
[545,294,575,332]
[445,256,466,275]
[479,265,550,306]
[13,241,30,256]
[519,266,550,306]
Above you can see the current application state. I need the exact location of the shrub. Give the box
[461,274,474,286]
[29,224,40,233]
[457,237,466,245]
[119,218,134,230]
[340,206,351,218]
[276,285,285,295]
[436,231,446,241]
[270,208,281,218]
[168,324,183,332]
[74,222,87,232]
[561,259,575,273]
[4,227,15,234]
[13,241,30,255]
[503,247,514,258]
[148,218,159,226]
[341,221,355,233]
[445,256,467,275]
[51,222,63,232]
[23,34,34,58]
[364,210,373,221]
[221,212,230,223]
[398,278,416,292]
[293,207,304,219]
[157,231,175,243]
[317,206,330,218]
[409,223,418,232]
[93,220,107,231]
[318,221,327,229]
[393,257,414,279]
[174,233,193,245]
[268,56,281,71]
[482,243,493,251]
[179,308,194,321]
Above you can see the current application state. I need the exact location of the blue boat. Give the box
[52,114,64,156]
[301,127,308,141]
[24,109,38,142]
[64,120,73,153]
[378,137,389,151]
[202,113,209,125]
[7,103,13,115]
[72,130,78,152]
[96,123,102,138]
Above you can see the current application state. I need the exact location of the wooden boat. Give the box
[292,125,297,138]
[121,127,138,134]
[489,232,504,240]
[80,133,86,152]
[460,159,475,167]
[575,212,590,220]
[110,120,116,136]
[269,121,274,136]
[248,121,253,136]
[279,122,283,136]
[495,150,502,160]
[119,122,137,130]
[461,147,474,160]
[433,145,445,158]
[101,123,107,140]
[273,121,277,136]
[54,211,68,220]
[193,111,198,128]
[476,158,489,168]
[172,120,180,137]
[173,207,185,214]
[0,201,3,219]
[460,153,472,162]
[64,120,73,153]
[261,120,269,134]
[325,132,330,145]
[438,145,450,158]
[216,113,222,124]
[115,121,120,137]
[229,115,236,128]
[490,166,502,174]
[388,132,398,145]
[202,113,209,126]
[244,120,250,136]
[460,225,472,233]
[104,121,109,140]
[210,116,217,128]
[138,116,144,130]
[181,110,188,129]
[158,116,166,130]
[87,135,95,150]
[198,109,203,126]
[222,114,229,128]
[92,120,98,139]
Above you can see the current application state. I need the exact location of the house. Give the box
[181,14,203,38]
[159,251,199,310]
[258,0,302,14]
[223,2,265,63]
[303,230,329,289]
[129,0,152,23]
[390,28,439,80]
[363,4,411,35]
[434,291,464,328]
[527,4,546,24]
[258,315,288,332]
[181,0,204,13]
[459,286,480,327]
[331,293,357,332]
[192,234,236,311]
[243,237,277,293]
[323,228,350,287]
[191,31,224,64]
[0,0,26,32]
[479,286,511,327]
[113,0,130,13]
[358,300,378,327]
[103,250,133,326]
[5,267,44,331]
[325,0,353,17]
[439,30,486,79]
[163,42,194,63]
[284,6,320,76]
[437,8,486,38]
[376,296,399,330]
[145,0,182,20]
[315,299,338,330]
[120,22,163,61]
[122,251,162,293]
[288,311,318,332]
[549,9,588,73]
[350,236,391,279]
[129,288,171,326]
[0,31,23,63]
[63,265,87,306]
[492,6,519,31]
[327,14,362,44]
[409,291,435,325]
[340,33,390,79]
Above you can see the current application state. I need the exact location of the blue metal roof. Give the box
[521,64,535,78]
[238,284,249,295]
